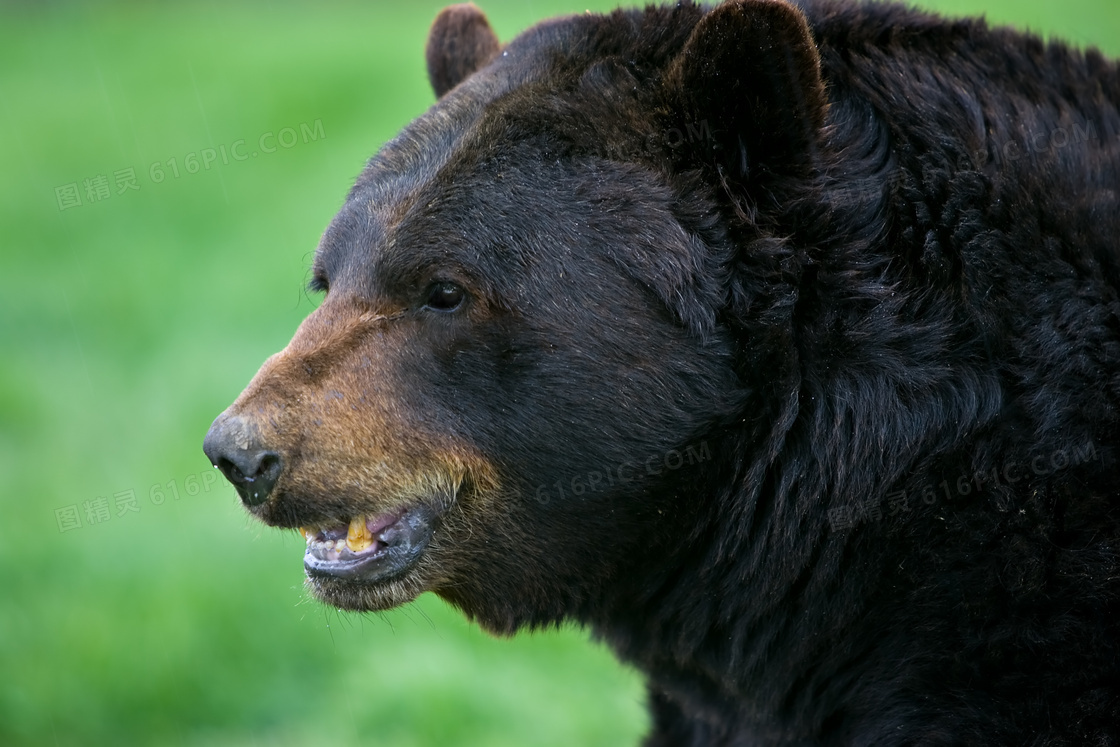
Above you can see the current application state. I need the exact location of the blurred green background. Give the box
[0,0,1115,744]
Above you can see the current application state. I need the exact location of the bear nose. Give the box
[203,414,283,507]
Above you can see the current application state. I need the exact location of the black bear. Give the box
[204,0,1120,742]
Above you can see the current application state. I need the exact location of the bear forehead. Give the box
[309,18,581,289]
[315,6,707,280]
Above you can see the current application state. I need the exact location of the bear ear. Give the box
[666,0,827,181]
[426,3,501,98]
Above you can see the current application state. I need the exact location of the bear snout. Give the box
[203,412,283,507]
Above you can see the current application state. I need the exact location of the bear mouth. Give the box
[300,505,435,583]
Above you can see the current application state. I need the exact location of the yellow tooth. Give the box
[346,516,374,552]
[299,527,309,540]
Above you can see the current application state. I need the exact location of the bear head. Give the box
[204,0,830,633]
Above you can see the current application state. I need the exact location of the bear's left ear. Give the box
[666,0,827,180]
[426,3,501,98]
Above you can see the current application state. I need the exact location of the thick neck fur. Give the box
[575,1,1119,739]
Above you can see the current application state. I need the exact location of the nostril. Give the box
[216,458,247,484]
[214,450,283,507]
[258,453,281,481]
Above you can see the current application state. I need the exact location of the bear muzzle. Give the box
[204,409,442,586]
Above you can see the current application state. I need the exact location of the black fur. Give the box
[309,0,1120,742]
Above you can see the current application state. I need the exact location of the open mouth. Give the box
[301,505,435,582]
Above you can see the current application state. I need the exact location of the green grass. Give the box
[0,1,1115,745]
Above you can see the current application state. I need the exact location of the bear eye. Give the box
[308,272,329,294]
[424,281,465,312]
